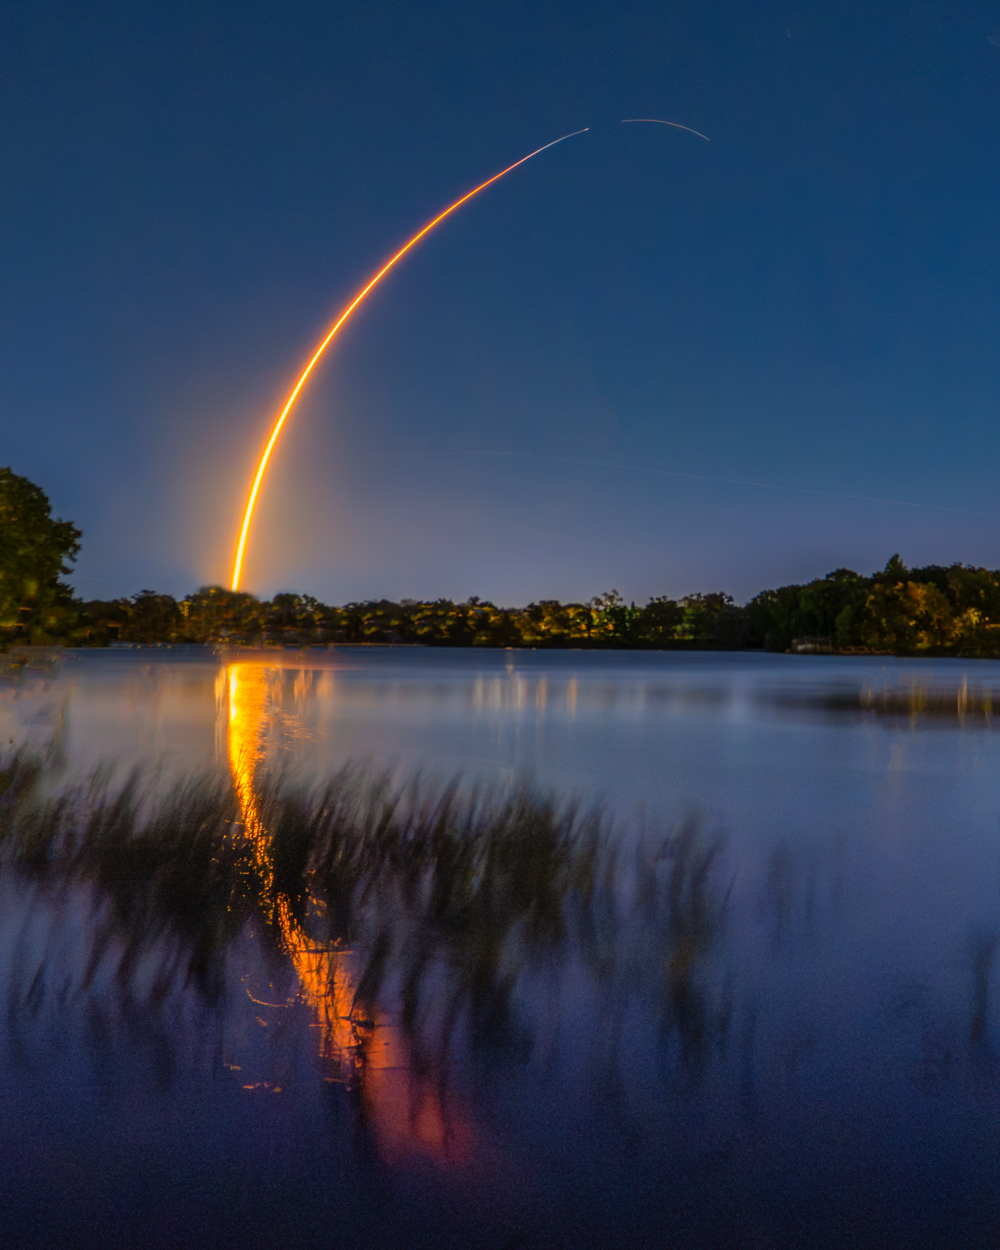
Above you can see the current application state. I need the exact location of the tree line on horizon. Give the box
[4,466,1000,657]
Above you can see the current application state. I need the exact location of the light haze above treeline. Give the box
[4,467,1000,657]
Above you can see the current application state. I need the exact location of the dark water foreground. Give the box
[2,745,1000,1248]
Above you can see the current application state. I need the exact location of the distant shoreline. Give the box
[8,554,1000,660]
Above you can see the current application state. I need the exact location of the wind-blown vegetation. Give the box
[3,749,999,1246]
[0,749,727,1067]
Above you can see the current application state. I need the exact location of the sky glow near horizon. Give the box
[3,1,1000,605]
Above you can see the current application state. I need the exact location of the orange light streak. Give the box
[231,128,589,591]
[224,658,475,1159]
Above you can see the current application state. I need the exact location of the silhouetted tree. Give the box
[0,467,81,648]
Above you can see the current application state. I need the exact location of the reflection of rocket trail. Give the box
[622,118,710,141]
[224,660,473,1162]
[231,128,589,591]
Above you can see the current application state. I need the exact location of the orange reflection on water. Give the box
[223,659,472,1162]
[226,664,267,844]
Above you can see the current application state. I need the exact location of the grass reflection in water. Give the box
[8,654,1000,1244]
[0,662,728,1174]
[7,658,1000,1244]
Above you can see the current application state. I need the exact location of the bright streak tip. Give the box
[622,118,710,141]
[230,127,590,591]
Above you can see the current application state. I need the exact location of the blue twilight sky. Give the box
[2,0,1000,606]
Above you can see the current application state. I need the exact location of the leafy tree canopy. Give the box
[0,467,81,647]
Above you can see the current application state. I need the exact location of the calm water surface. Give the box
[2,647,1000,1247]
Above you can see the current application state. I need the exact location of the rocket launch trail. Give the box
[621,119,710,141]
[230,128,589,592]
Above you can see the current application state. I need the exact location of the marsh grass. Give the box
[6,748,999,1250]
[0,748,729,1071]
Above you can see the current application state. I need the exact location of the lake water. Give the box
[3,646,1000,1247]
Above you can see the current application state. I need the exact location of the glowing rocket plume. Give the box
[231,128,590,592]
